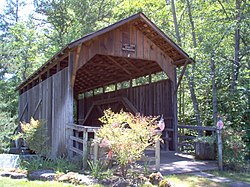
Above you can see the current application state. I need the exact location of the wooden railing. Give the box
[66,123,161,171]
[177,125,216,153]
[66,123,99,168]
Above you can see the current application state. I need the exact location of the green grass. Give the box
[209,170,250,183]
[1,171,249,187]
[0,177,103,187]
[164,174,229,187]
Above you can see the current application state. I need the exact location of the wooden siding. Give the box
[78,79,175,150]
[18,68,72,158]
[77,23,175,82]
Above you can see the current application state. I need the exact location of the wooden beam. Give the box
[69,146,83,156]
[121,97,139,114]
[71,44,82,87]
[122,57,140,73]
[32,99,42,117]
[174,60,188,93]
[17,53,68,91]
[106,56,132,75]
[70,135,84,144]
[19,103,28,121]
[56,61,60,72]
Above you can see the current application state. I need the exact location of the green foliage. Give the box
[222,127,248,170]
[18,118,50,157]
[19,157,82,173]
[97,109,161,177]
[0,113,17,153]
[0,0,249,171]
[194,136,216,145]
[87,160,112,179]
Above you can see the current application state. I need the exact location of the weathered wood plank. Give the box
[70,135,84,144]
[69,146,83,156]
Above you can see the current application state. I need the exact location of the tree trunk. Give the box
[168,0,201,126]
[186,0,197,49]
[231,0,241,92]
[210,56,217,126]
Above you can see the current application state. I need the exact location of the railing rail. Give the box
[177,124,216,153]
[66,123,161,171]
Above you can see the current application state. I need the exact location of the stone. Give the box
[0,154,39,169]
[77,174,95,185]
[209,176,233,183]
[0,171,27,179]
[58,174,71,182]
[228,182,250,187]
[28,170,56,181]
[112,178,131,187]
[10,172,27,179]
[149,172,163,185]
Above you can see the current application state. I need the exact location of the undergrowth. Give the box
[19,157,82,173]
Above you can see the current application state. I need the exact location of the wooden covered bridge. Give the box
[17,13,194,159]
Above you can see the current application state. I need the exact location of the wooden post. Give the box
[82,128,88,169]
[217,129,223,171]
[155,138,160,172]
[67,52,74,159]
[93,142,98,164]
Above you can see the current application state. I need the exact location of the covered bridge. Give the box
[17,13,193,158]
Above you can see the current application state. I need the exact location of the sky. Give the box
[0,0,35,21]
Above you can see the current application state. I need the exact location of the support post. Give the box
[66,52,74,159]
[93,142,98,164]
[155,138,160,172]
[217,129,223,171]
[82,129,88,169]
[155,130,161,171]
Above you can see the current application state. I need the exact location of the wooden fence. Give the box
[177,125,216,153]
[66,123,161,171]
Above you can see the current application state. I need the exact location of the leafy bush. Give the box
[96,109,161,177]
[194,135,216,145]
[222,126,247,170]
[18,118,50,156]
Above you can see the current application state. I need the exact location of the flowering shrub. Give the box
[96,109,161,177]
[19,118,50,156]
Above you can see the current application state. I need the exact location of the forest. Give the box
[0,0,249,165]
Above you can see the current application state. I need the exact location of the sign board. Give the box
[122,44,136,52]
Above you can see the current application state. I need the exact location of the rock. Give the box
[58,174,71,182]
[0,171,12,177]
[0,171,27,179]
[28,170,56,181]
[0,154,39,169]
[112,178,132,187]
[149,172,163,185]
[78,174,95,185]
[159,179,172,187]
[10,172,27,179]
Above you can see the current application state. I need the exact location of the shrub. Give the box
[0,113,17,153]
[18,118,50,157]
[222,126,247,170]
[96,109,161,178]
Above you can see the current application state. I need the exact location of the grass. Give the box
[209,170,250,183]
[1,175,230,187]
[164,174,229,187]
[0,177,103,187]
